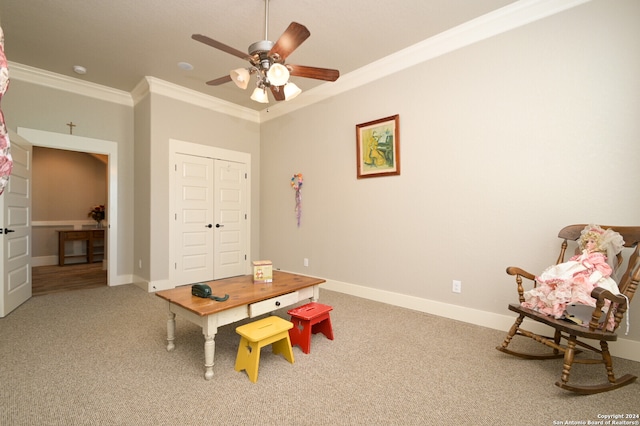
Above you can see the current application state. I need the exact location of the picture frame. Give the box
[355,114,400,179]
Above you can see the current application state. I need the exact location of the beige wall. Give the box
[259,0,640,341]
[33,147,107,222]
[133,89,261,286]
[2,0,639,351]
[32,147,107,258]
[132,94,152,282]
[2,80,135,282]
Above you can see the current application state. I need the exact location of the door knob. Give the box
[215,224,224,228]
[205,224,213,228]
[1,228,15,234]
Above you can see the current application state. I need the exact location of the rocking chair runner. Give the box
[496,224,640,394]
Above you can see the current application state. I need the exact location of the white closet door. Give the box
[213,159,247,279]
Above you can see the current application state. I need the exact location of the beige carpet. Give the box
[0,284,638,425]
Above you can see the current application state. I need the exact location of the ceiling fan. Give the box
[192,0,339,103]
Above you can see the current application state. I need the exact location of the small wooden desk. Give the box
[156,271,325,380]
[57,229,105,266]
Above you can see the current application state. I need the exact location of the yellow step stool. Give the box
[234,316,295,383]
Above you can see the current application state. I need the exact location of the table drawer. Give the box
[249,291,299,317]
[63,231,89,240]
[297,286,314,300]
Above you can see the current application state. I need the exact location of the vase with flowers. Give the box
[88,204,106,228]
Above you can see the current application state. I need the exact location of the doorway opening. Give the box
[31,146,109,295]
[17,127,118,290]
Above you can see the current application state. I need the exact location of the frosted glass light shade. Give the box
[250,87,269,103]
[230,68,250,89]
[266,63,290,86]
[284,82,302,101]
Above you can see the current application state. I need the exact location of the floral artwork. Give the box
[0,26,13,195]
[290,173,303,227]
[88,204,106,224]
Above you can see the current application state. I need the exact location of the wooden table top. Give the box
[156,270,325,316]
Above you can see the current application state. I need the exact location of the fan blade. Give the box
[269,22,310,61]
[271,86,285,101]
[206,75,232,86]
[192,34,250,60]
[288,65,340,82]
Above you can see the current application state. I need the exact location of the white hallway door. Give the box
[173,154,247,286]
[0,133,32,317]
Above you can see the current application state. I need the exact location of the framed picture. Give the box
[356,114,400,179]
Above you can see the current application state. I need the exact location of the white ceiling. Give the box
[0,0,517,111]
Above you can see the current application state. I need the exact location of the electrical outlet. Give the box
[452,280,462,293]
[303,258,309,267]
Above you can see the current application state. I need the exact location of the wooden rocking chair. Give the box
[496,224,640,394]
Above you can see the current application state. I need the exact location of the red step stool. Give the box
[287,302,334,354]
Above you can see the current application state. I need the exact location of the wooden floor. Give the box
[32,263,107,296]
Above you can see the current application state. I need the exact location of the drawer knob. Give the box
[275,301,281,307]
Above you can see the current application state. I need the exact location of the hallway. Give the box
[32,263,107,296]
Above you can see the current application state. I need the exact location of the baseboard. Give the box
[112,274,135,287]
[321,277,640,363]
[132,275,173,292]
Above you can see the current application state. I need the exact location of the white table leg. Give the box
[166,311,176,351]
[204,334,215,380]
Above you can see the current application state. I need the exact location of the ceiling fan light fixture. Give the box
[230,68,250,89]
[284,82,302,101]
[250,87,269,104]
[192,3,339,104]
[266,63,290,86]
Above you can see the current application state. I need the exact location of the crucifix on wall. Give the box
[66,121,76,134]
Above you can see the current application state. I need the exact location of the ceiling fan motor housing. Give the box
[249,40,274,57]
[249,40,277,73]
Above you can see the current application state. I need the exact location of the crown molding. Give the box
[8,61,133,106]
[259,0,592,122]
[134,77,260,123]
[7,0,591,122]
